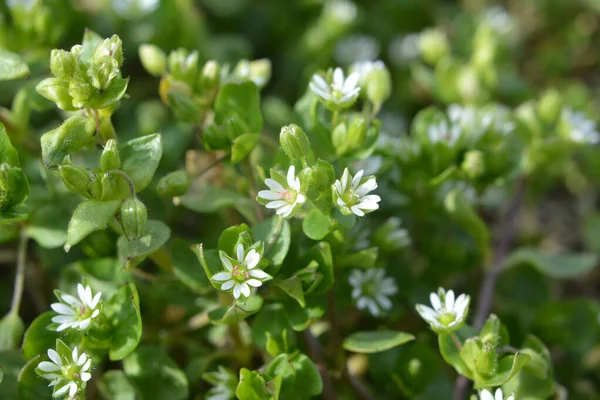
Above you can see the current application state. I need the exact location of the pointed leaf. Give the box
[65,200,120,252]
[343,331,414,354]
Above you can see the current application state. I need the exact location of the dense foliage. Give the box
[1,0,600,399]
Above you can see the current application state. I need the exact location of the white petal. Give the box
[360,194,381,203]
[341,168,349,192]
[276,204,293,216]
[246,279,262,287]
[352,170,364,188]
[454,294,467,312]
[416,305,439,324]
[356,297,368,310]
[80,372,92,382]
[309,83,331,100]
[333,68,344,88]
[54,384,70,396]
[351,206,365,217]
[90,292,102,309]
[312,74,329,91]
[351,288,362,299]
[77,353,86,366]
[286,166,296,188]
[334,180,343,195]
[72,347,79,364]
[83,286,93,306]
[296,193,306,204]
[220,253,233,271]
[236,243,244,263]
[38,361,60,372]
[356,201,379,211]
[212,272,232,281]
[77,284,86,304]
[356,178,377,196]
[61,294,81,306]
[82,358,91,372]
[221,280,236,291]
[430,293,442,310]
[91,310,99,318]
[240,283,251,297]
[265,178,284,192]
[69,381,78,396]
[344,72,360,92]
[266,200,288,209]
[233,284,242,299]
[52,315,76,324]
[480,390,494,400]
[258,190,281,200]
[445,290,455,310]
[245,250,260,269]
[366,299,380,316]
[376,295,392,310]
[494,389,503,400]
[79,318,91,330]
[48,349,62,366]
[336,198,346,207]
[339,89,360,103]
[57,323,71,332]
[249,269,269,279]
[51,303,75,315]
[292,177,301,192]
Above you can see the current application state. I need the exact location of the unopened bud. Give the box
[139,44,167,77]
[347,116,367,150]
[58,162,91,196]
[475,343,498,378]
[168,49,198,85]
[461,150,485,179]
[198,60,220,90]
[157,170,191,198]
[332,122,349,156]
[308,160,335,193]
[50,49,76,78]
[0,312,25,351]
[70,44,84,58]
[88,58,119,90]
[365,64,391,109]
[94,35,123,66]
[121,197,148,241]
[0,164,28,210]
[100,139,121,172]
[457,67,480,104]
[280,124,311,161]
[420,29,449,66]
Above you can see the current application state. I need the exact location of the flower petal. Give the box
[81,372,92,382]
[69,381,78,396]
[240,283,251,297]
[430,293,442,310]
[265,178,284,192]
[48,349,61,366]
[38,361,60,372]
[445,290,455,310]
[236,243,244,263]
[245,251,260,269]
[77,284,86,304]
[61,294,81,307]
[258,190,281,200]
[286,166,296,189]
[221,280,236,291]
[246,279,262,287]
[212,272,232,281]
[356,177,377,196]
[233,284,242,299]
[344,72,360,92]
[351,206,365,217]
[51,303,75,315]
[249,269,269,279]
[54,383,70,397]
[333,68,344,88]
[90,292,102,309]
[266,200,288,209]
[352,169,364,188]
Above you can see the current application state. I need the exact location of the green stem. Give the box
[244,158,265,222]
[104,169,136,196]
[332,110,339,127]
[451,333,463,351]
[10,227,28,315]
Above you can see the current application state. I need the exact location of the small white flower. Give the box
[349,268,397,316]
[36,345,92,399]
[562,107,600,144]
[50,284,102,332]
[212,243,271,299]
[309,67,360,109]
[257,166,306,218]
[415,287,470,333]
[427,118,462,146]
[388,33,422,65]
[482,6,516,37]
[479,388,514,400]
[333,168,380,217]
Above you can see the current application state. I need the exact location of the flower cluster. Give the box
[36,344,92,399]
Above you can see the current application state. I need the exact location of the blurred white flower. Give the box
[335,35,380,66]
[50,284,102,332]
[212,243,271,299]
[36,346,92,398]
[349,268,397,316]
[416,288,470,333]
[350,60,385,85]
[333,168,380,217]
[310,67,360,109]
[562,107,600,144]
[482,6,516,37]
[258,166,306,218]
[324,0,357,25]
[388,33,422,66]
[427,118,462,146]
[478,388,514,400]
[111,0,159,19]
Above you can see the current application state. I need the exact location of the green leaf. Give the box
[90,78,130,109]
[302,209,333,240]
[0,50,29,81]
[236,368,274,400]
[100,370,137,400]
[504,247,598,279]
[252,216,290,270]
[22,312,81,361]
[124,345,189,400]
[0,313,24,351]
[343,331,414,354]
[105,283,142,361]
[79,29,103,64]
[444,188,490,260]
[215,82,263,133]
[336,247,378,270]
[275,276,306,308]
[208,295,264,325]
[26,204,69,249]
[0,205,29,225]
[218,224,252,255]
[474,352,530,389]
[502,336,553,399]
[117,220,171,270]
[231,133,259,164]
[180,184,257,224]
[171,239,211,293]
[195,245,223,289]
[40,116,96,168]
[298,242,333,295]
[284,299,325,331]
[17,355,53,400]
[438,334,473,379]
[290,354,322,396]
[0,351,23,399]
[118,133,163,192]
[0,123,20,166]
[65,200,120,252]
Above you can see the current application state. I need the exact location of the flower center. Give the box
[232,265,250,282]
[74,305,93,320]
[280,189,297,203]
[342,190,360,207]
[62,364,80,381]
[332,88,344,100]
[439,311,456,326]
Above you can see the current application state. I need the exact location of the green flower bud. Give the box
[0,164,28,211]
[347,116,367,150]
[365,65,391,110]
[280,124,311,161]
[475,343,498,378]
[420,29,449,66]
[89,174,103,199]
[537,89,563,125]
[68,78,93,107]
[50,49,76,78]
[70,44,84,58]
[93,35,123,66]
[58,162,93,196]
[100,139,121,172]
[237,58,271,88]
[308,160,335,194]
[121,197,148,241]
[0,312,25,351]
[139,44,167,77]
[461,150,485,179]
[198,60,220,91]
[168,49,199,86]
[457,67,481,104]
[36,78,76,112]
[157,170,191,198]
[332,122,350,156]
[88,58,119,90]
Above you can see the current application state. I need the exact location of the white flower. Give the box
[257,166,306,218]
[415,287,470,333]
[349,268,397,316]
[427,118,462,146]
[36,345,92,399]
[388,33,422,65]
[333,168,380,217]
[562,107,600,144]
[482,6,516,37]
[50,284,102,332]
[350,60,385,86]
[309,67,360,109]
[479,388,514,400]
[212,243,271,299]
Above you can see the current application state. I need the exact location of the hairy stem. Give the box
[10,227,28,315]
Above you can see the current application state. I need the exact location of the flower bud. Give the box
[120,197,148,241]
[280,124,311,161]
[50,49,76,78]
[420,29,449,66]
[475,343,498,378]
[139,44,167,77]
[89,174,103,199]
[308,160,335,193]
[36,78,76,112]
[168,49,199,86]
[365,65,391,110]
[58,163,92,197]
[0,312,24,351]
[100,139,121,172]
[93,35,123,67]
[157,170,191,198]
[0,164,28,211]
[461,150,485,179]
[248,58,271,88]
[332,122,350,156]
[88,58,119,90]
[457,67,481,104]
[198,60,220,90]
[347,116,367,150]
[68,78,93,107]
[70,44,84,58]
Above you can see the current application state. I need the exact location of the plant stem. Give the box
[332,110,339,127]
[10,227,28,315]
[452,177,525,400]
[194,154,229,178]
[451,333,463,351]
[104,169,136,196]
[243,158,265,222]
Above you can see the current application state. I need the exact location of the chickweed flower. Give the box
[478,388,514,400]
[309,67,360,110]
[258,166,306,218]
[349,268,398,316]
[333,168,380,217]
[50,284,102,332]
[562,107,600,144]
[212,243,271,299]
[416,288,470,334]
[36,345,92,398]
[427,117,462,146]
